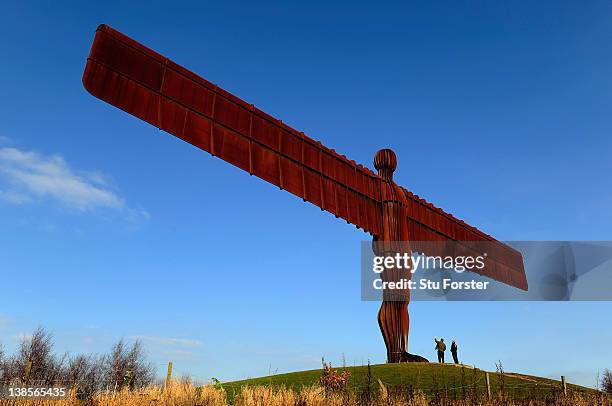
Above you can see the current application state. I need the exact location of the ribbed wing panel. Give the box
[82,24,382,235]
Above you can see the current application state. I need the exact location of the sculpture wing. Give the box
[403,188,528,290]
[82,24,382,235]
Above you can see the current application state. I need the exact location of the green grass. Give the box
[222,363,592,402]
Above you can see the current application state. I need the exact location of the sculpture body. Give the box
[83,25,527,362]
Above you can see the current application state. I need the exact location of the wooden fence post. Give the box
[485,372,491,400]
[123,370,134,391]
[165,362,173,390]
[23,360,32,385]
[561,375,567,396]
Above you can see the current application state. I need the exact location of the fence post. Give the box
[485,372,491,400]
[23,360,32,385]
[123,370,134,391]
[561,375,567,396]
[165,362,173,390]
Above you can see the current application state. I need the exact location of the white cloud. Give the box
[0,147,148,219]
[0,136,12,145]
[0,190,32,204]
[128,335,202,348]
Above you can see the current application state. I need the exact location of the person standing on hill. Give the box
[451,339,459,364]
[434,337,446,363]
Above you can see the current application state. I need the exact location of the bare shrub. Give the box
[0,353,20,385]
[16,327,64,385]
[602,369,612,394]
[66,354,106,398]
[495,360,506,398]
[319,362,351,392]
[0,342,5,383]
[104,339,155,391]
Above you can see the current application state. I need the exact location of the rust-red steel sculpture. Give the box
[83,25,528,363]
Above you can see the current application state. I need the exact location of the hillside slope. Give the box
[222,363,591,401]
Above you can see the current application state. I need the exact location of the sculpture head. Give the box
[374,148,397,181]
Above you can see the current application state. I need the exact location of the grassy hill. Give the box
[222,363,592,401]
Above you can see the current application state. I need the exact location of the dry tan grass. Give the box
[0,381,610,406]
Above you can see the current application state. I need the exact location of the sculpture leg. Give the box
[378,300,409,363]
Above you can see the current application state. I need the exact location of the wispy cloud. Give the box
[0,190,32,204]
[13,333,32,342]
[0,315,11,328]
[128,335,203,360]
[0,147,148,219]
[128,335,202,348]
[0,136,12,145]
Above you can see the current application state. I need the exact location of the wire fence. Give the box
[0,360,608,403]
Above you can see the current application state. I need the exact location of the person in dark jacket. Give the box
[451,339,459,364]
[434,337,446,363]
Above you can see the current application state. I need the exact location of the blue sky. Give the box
[1,0,612,388]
